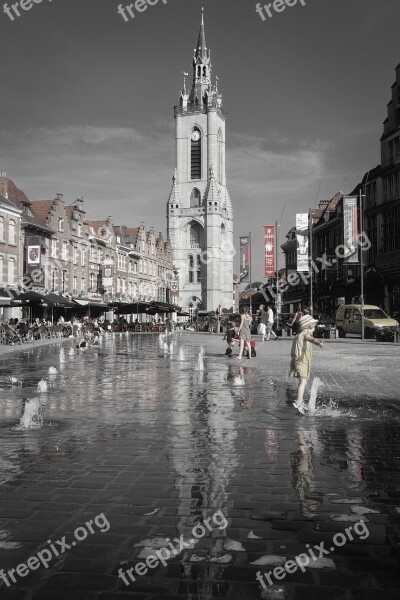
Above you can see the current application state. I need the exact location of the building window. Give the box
[73,245,77,265]
[90,272,95,290]
[62,241,68,261]
[134,262,137,274]
[190,188,201,208]
[73,275,77,293]
[190,222,203,248]
[8,220,15,244]
[196,255,201,283]
[0,217,3,241]
[51,239,57,258]
[188,255,194,283]
[81,277,85,294]
[51,269,57,292]
[382,206,400,253]
[218,129,223,181]
[81,247,85,266]
[0,256,3,281]
[61,270,68,293]
[7,258,15,285]
[58,218,64,232]
[77,223,82,237]
[191,128,201,180]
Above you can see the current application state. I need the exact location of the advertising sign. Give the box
[264,225,275,278]
[239,236,250,283]
[170,278,179,297]
[296,213,309,272]
[27,245,41,265]
[343,197,359,263]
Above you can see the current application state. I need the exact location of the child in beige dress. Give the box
[289,315,323,414]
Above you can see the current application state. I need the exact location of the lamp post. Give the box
[360,189,365,341]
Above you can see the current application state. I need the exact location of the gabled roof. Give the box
[85,220,108,228]
[126,227,139,243]
[0,192,22,213]
[2,177,31,208]
[30,200,55,223]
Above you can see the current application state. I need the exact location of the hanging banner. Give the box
[27,245,41,265]
[103,263,113,279]
[239,236,250,283]
[170,278,179,297]
[263,225,275,278]
[296,213,309,272]
[343,197,359,263]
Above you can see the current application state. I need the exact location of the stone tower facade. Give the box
[167,9,233,317]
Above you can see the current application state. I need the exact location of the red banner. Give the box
[264,226,275,277]
[170,278,179,297]
[239,236,250,283]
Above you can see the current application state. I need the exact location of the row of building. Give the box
[278,61,400,317]
[0,172,178,320]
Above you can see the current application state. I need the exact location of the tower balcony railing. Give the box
[178,207,205,216]
[174,104,226,118]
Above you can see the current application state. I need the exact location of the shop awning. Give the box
[44,292,76,307]
[73,299,90,306]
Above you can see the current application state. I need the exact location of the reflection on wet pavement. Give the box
[0,334,399,599]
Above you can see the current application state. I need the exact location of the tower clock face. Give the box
[191,131,200,141]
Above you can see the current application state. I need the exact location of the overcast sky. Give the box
[0,0,399,279]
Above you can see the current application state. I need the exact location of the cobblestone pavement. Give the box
[0,333,399,600]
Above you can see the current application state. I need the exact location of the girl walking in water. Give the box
[289,315,323,414]
[236,306,252,360]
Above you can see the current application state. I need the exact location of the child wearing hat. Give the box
[289,315,323,414]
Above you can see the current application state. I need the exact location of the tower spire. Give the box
[195,2,207,60]
[189,5,211,107]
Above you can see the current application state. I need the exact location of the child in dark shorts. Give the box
[225,320,239,356]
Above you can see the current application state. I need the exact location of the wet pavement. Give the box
[0,332,399,599]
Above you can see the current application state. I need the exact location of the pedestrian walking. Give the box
[265,303,278,340]
[289,315,323,414]
[257,304,269,342]
[236,306,252,360]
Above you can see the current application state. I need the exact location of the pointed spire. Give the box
[195,3,207,59]
[204,165,220,206]
[168,170,182,205]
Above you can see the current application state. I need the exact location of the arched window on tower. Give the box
[189,222,203,249]
[191,128,201,179]
[203,66,207,77]
[197,66,201,77]
[196,255,202,283]
[218,129,223,182]
[188,255,194,283]
[190,188,201,208]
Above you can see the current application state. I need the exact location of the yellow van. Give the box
[336,304,399,338]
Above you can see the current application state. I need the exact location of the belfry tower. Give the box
[167,8,234,317]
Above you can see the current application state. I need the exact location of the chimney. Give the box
[56,193,64,201]
[0,171,7,178]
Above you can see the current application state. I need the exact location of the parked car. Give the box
[336,304,399,338]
